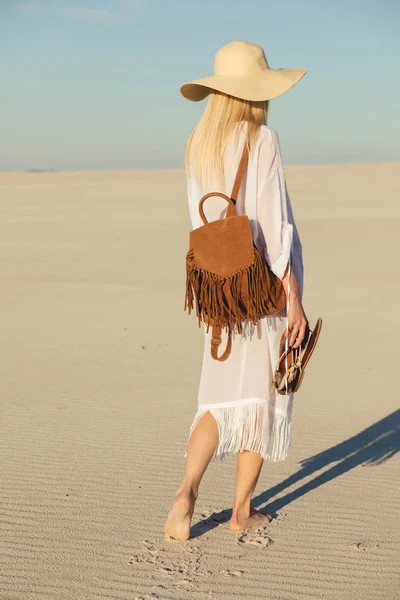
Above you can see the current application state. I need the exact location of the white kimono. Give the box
[185,123,304,462]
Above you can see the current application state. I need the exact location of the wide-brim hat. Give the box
[180,41,307,102]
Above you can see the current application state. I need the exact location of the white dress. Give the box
[185,123,304,462]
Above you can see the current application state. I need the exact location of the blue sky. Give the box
[1,0,399,170]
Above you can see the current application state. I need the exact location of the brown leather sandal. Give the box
[271,317,323,395]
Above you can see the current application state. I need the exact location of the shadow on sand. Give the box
[190,410,400,538]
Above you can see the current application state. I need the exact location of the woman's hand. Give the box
[284,296,308,349]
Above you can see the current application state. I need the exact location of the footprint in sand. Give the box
[130,540,165,565]
[130,537,204,593]
[236,527,274,548]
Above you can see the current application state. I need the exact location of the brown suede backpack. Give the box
[184,143,286,361]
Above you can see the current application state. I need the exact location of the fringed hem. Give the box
[184,400,292,463]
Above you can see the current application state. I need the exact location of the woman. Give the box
[164,41,308,541]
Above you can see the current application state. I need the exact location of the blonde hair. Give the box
[185,90,269,188]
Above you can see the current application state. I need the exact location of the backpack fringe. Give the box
[185,247,284,334]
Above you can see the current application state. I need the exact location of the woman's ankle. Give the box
[175,484,199,501]
[231,499,252,520]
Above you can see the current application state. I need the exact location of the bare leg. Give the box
[164,410,219,541]
[228,450,272,531]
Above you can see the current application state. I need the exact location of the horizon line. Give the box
[1,158,400,175]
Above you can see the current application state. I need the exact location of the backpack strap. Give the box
[211,326,232,362]
[208,144,249,362]
[230,143,249,204]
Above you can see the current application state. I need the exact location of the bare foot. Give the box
[228,506,273,531]
[164,490,197,541]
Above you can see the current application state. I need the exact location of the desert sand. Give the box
[0,162,399,600]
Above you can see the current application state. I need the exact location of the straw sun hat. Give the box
[180,40,306,102]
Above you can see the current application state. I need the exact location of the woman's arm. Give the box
[280,262,308,349]
[256,128,308,349]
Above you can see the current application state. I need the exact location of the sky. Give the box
[0,0,399,170]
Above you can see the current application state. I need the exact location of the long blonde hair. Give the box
[185,90,269,188]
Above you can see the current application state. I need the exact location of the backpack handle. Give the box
[199,193,236,225]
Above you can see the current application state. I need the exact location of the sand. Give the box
[0,162,399,600]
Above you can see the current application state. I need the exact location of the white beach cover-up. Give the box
[185,123,304,462]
